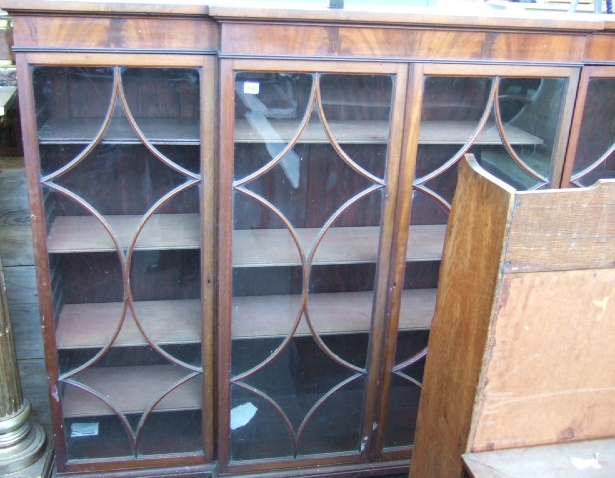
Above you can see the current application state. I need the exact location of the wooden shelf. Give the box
[233,224,446,267]
[419,121,543,145]
[47,214,200,253]
[62,365,202,418]
[38,117,200,144]
[232,288,436,339]
[56,299,201,349]
[235,119,390,144]
[37,117,542,146]
[55,289,434,347]
[234,119,543,145]
[47,218,444,262]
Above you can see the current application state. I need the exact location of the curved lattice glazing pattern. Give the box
[33,66,204,460]
[230,72,393,460]
[384,75,567,449]
[570,77,615,187]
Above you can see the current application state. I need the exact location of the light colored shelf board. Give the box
[46,213,200,253]
[56,299,201,349]
[419,121,543,145]
[235,118,390,144]
[47,217,444,265]
[232,288,436,339]
[233,224,446,267]
[62,365,202,418]
[36,117,542,146]
[38,117,200,144]
[234,119,543,145]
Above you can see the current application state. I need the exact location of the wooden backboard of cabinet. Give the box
[410,155,615,478]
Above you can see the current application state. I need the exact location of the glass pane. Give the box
[480,78,566,190]
[33,66,204,461]
[230,71,393,460]
[571,77,615,186]
[383,74,567,451]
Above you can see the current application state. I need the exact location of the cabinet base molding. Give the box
[220,458,409,478]
[55,459,407,478]
[59,463,217,478]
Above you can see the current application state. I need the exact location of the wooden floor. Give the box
[0,155,52,432]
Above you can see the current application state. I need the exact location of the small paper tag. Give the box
[243,81,260,95]
[71,422,99,437]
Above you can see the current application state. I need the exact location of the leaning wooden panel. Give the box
[409,155,515,478]
[471,268,615,451]
[410,155,615,478]
[504,185,615,273]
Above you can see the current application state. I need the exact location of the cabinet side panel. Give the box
[11,15,217,51]
[409,157,514,478]
[471,268,615,451]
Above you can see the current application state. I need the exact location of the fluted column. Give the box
[0,259,47,474]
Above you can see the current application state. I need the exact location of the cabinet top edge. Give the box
[209,4,603,32]
[0,0,209,16]
[0,0,607,32]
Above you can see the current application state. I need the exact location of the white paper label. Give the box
[243,81,260,95]
[71,422,99,437]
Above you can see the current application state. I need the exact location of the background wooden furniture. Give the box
[410,155,615,478]
[2,1,615,477]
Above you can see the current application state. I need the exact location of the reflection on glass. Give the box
[230,72,393,460]
[33,66,204,460]
[571,77,615,187]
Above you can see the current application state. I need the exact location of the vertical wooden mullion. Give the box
[560,66,596,187]
[200,53,217,463]
[368,62,425,460]
[550,67,582,189]
[15,52,68,470]
[216,58,237,472]
[361,62,412,459]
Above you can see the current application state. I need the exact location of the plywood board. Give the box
[471,268,615,451]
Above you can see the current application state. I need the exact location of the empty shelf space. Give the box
[233,224,446,267]
[62,365,202,418]
[38,117,200,144]
[234,119,543,145]
[56,300,201,349]
[232,288,436,339]
[47,214,200,253]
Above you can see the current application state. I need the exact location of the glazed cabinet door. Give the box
[377,63,580,458]
[17,54,215,474]
[218,60,410,472]
[563,66,615,187]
